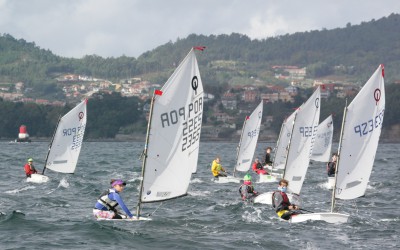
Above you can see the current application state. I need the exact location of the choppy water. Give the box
[0,141,399,249]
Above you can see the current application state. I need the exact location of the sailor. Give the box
[211,157,227,178]
[24,158,38,177]
[252,158,268,175]
[263,147,273,166]
[272,179,301,220]
[327,153,337,177]
[93,179,134,219]
[239,173,258,201]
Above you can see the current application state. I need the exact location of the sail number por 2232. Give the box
[353,109,384,137]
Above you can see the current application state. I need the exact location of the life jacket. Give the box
[24,164,37,176]
[97,189,119,211]
[239,184,256,200]
[272,191,290,208]
[211,160,223,176]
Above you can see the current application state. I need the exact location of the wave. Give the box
[4,186,36,194]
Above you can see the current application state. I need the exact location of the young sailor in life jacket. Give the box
[239,174,258,201]
[93,179,134,219]
[252,158,268,175]
[272,179,301,220]
[24,158,38,177]
[211,157,227,178]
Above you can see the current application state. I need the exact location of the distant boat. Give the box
[290,64,385,223]
[131,48,204,220]
[310,115,333,162]
[310,115,334,189]
[27,100,87,183]
[259,109,298,183]
[214,101,263,184]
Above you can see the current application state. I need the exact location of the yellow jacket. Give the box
[211,160,225,177]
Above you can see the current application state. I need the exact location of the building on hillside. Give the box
[261,93,279,103]
[15,82,24,93]
[242,90,258,103]
[213,112,235,123]
[221,92,237,110]
[204,93,215,102]
[35,99,49,105]
[285,86,298,95]
[279,92,294,102]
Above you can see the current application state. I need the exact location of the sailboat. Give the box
[310,115,334,188]
[215,101,264,184]
[132,48,204,220]
[27,99,87,183]
[290,64,385,223]
[310,115,333,162]
[255,87,320,203]
[258,109,298,183]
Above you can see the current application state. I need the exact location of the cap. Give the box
[28,158,33,162]
[111,179,126,187]
[243,174,252,181]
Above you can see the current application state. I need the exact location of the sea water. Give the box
[0,141,399,249]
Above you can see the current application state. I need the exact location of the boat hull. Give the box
[212,175,240,184]
[326,176,335,189]
[26,174,49,183]
[97,216,152,221]
[254,192,299,205]
[290,212,349,224]
[258,174,278,183]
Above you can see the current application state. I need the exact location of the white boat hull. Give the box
[290,212,349,224]
[26,174,49,183]
[212,175,240,184]
[97,216,152,221]
[254,192,298,205]
[258,174,278,183]
[326,177,335,189]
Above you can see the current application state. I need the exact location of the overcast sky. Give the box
[1,0,398,58]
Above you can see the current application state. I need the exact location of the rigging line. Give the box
[148,202,163,217]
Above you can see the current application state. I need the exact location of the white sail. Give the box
[45,100,87,173]
[335,65,385,200]
[235,101,263,172]
[141,49,204,203]
[273,109,298,170]
[311,115,333,162]
[284,87,320,195]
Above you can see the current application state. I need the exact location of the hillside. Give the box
[1,13,400,140]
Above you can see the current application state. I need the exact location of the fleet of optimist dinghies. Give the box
[19,47,385,224]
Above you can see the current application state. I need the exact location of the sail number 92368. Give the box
[353,109,384,137]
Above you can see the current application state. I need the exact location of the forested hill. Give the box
[141,13,400,80]
[0,13,400,86]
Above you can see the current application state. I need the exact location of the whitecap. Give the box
[58,177,70,188]
[188,190,210,197]
[5,186,36,194]
[190,178,203,184]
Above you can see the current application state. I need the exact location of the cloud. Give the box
[0,0,398,58]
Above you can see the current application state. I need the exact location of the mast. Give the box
[233,117,248,177]
[42,115,62,175]
[271,121,285,175]
[331,100,348,213]
[136,91,157,219]
[282,112,298,179]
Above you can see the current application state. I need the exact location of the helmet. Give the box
[28,158,33,162]
[243,174,252,181]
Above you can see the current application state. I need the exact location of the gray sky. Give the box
[1,0,398,58]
